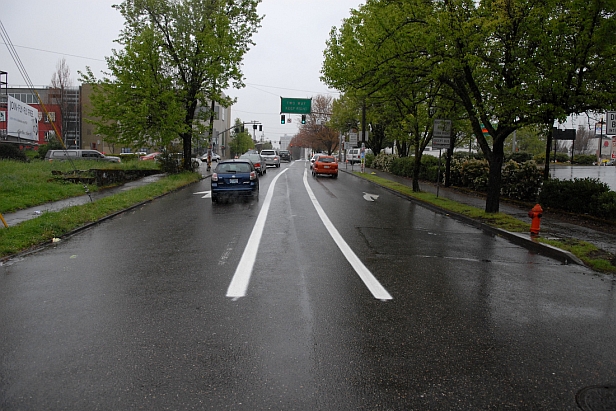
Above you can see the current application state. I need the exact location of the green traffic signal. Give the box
[281,115,286,124]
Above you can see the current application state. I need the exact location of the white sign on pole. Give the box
[348,132,358,145]
[433,119,452,137]
[607,111,616,135]
[432,138,450,149]
[8,95,38,141]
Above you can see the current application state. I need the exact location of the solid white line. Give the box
[226,168,289,299]
[302,169,392,301]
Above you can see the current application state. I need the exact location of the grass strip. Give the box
[0,172,200,259]
[354,172,616,273]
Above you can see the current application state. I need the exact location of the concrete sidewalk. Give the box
[343,165,616,266]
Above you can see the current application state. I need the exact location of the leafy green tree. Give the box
[434,0,616,211]
[229,118,254,157]
[82,0,262,170]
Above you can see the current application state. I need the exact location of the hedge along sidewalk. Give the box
[351,171,616,273]
[0,172,201,260]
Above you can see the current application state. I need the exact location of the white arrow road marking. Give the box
[226,168,290,299]
[304,169,392,301]
[363,192,379,202]
[194,191,212,198]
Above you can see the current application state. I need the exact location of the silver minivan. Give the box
[45,149,121,163]
[347,147,373,164]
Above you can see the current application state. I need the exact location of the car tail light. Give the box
[212,173,218,182]
[275,156,279,160]
[250,171,257,180]
[255,162,261,168]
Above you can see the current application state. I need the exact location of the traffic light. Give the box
[253,124,257,130]
[259,125,262,131]
[301,115,306,124]
[281,115,285,124]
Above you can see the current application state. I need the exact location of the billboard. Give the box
[8,95,38,141]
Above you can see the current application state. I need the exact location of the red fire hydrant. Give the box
[528,204,543,236]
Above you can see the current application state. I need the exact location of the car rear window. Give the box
[319,157,335,163]
[261,150,275,155]
[218,162,251,173]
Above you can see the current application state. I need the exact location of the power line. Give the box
[0,42,106,62]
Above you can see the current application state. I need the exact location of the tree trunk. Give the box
[543,126,553,180]
[485,140,504,213]
[412,154,421,192]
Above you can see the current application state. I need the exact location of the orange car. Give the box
[312,155,338,178]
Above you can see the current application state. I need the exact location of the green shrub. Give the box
[420,155,441,182]
[539,177,611,216]
[596,191,616,220]
[500,160,543,201]
[390,156,414,177]
[365,153,375,168]
[506,152,534,163]
[535,152,570,164]
[0,144,28,162]
[371,153,397,173]
[572,154,596,165]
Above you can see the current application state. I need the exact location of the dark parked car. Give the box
[240,152,267,176]
[211,159,259,202]
[279,150,291,162]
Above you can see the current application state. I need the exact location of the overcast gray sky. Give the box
[1,0,364,145]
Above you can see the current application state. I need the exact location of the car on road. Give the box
[211,159,259,202]
[260,149,280,167]
[312,155,338,178]
[310,153,325,169]
[199,152,221,163]
[240,152,267,176]
[279,150,291,162]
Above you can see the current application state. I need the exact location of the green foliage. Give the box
[364,153,375,168]
[539,178,614,219]
[572,154,596,165]
[505,152,533,163]
[0,144,28,162]
[500,160,543,201]
[82,0,262,169]
[534,151,570,164]
[371,153,397,173]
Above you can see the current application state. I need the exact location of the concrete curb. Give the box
[343,169,584,266]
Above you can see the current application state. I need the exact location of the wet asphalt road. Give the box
[1,161,615,410]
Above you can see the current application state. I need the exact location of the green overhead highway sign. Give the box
[281,97,312,114]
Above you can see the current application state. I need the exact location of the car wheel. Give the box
[333,173,338,178]
[263,168,266,175]
[212,193,218,203]
[277,163,280,168]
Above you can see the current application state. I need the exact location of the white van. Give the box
[347,147,373,164]
[45,149,121,163]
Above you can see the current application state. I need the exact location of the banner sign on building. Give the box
[8,95,38,141]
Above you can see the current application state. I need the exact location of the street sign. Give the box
[607,111,616,135]
[433,119,452,137]
[348,132,358,145]
[280,97,312,114]
[432,138,450,149]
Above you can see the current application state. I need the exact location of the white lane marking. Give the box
[302,169,392,301]
[226,168,290,299]
[363,192,379,202]
[194,190,212,198]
